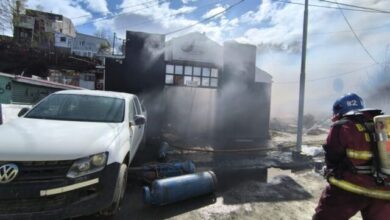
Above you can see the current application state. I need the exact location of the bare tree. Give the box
[94,29,112,41]
[0,0,26,35]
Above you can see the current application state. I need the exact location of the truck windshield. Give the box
[25,94,125,123]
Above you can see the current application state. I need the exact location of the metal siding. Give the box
[11,82,58,104]
[0,104,3,125]
[0,75,12,104]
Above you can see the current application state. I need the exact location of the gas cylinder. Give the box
[128,161,196,183]
[142,160,196,182]
[374,115,390,175]
[143,171,217,205]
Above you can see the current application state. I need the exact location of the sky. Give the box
[6,0,390,118]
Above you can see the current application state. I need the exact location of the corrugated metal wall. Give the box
[0,75,12,104]
[11,82,58,104]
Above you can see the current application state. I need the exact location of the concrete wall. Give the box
[71,33,109,58]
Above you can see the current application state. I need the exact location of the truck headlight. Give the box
[67,152,108,178]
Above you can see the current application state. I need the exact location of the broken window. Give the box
[211,68,218,78]
[210,78,218,87]
[174,75,184,85]
[192,77,201,86]
[165,75,173,84]
[202,77,210,87]
[184,76,192,86]
[165,63,218,88]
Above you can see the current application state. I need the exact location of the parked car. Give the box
[0,90,146,219]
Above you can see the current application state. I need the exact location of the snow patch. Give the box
[301,145,324,157]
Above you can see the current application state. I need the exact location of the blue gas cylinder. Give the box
[152,160,196,177]
[143,171,217,205]
[142,160,196,182]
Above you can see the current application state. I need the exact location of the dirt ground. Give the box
[78,130,365,220]
[165,169,362,220]
[80,168,362,220]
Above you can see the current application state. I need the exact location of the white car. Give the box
[0,90,146,219]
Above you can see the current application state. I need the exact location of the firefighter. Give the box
[313,93,390,220]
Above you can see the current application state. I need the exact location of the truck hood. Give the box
[0,118,124,161]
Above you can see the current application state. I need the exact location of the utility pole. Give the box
[385,45,389,74]
[112,32,116,55]
[296,0,309,153]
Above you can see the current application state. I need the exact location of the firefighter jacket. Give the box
[324,114,390,200]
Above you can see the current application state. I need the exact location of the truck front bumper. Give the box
[0,162,120,220]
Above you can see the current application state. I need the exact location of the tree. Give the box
[0,0,26,36]
[98,42,111,54]
[94,29,112,41]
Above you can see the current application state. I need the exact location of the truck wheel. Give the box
[100,163,128,216]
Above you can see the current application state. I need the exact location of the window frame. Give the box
[165,63,219,88]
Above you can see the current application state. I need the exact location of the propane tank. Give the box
[142,160,196,182]
[143,171,217,205]
[374,115,390,175]
[127,161,196,183]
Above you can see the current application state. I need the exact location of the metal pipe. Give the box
[112,32,116,55]
[296,0,309,153]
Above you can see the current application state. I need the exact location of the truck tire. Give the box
[100,163,128,216]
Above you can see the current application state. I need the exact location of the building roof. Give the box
[166,32,222,48]
[76,32,110,45]
[165,32,223,66]
[25,9,63,20]
[0,72,83,90]
[255,68,273,84]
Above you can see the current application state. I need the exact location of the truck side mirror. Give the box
[18,107,30,117]
[134,115,146,125]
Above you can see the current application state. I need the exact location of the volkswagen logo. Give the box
[0,163,19,184]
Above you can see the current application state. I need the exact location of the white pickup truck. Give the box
[0,90,146,219]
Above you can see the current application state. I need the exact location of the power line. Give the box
[165,0,245,35]
[335,0,379,64]
[318,0,390,14]
[274,63,378,84]
[116,0,238,30]
[275,0,390,14]
[309,24,389,35]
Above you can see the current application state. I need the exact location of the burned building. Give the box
[105,31,272,145]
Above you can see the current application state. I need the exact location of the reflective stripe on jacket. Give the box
[325,116,390,197]
[329,176,390,200]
